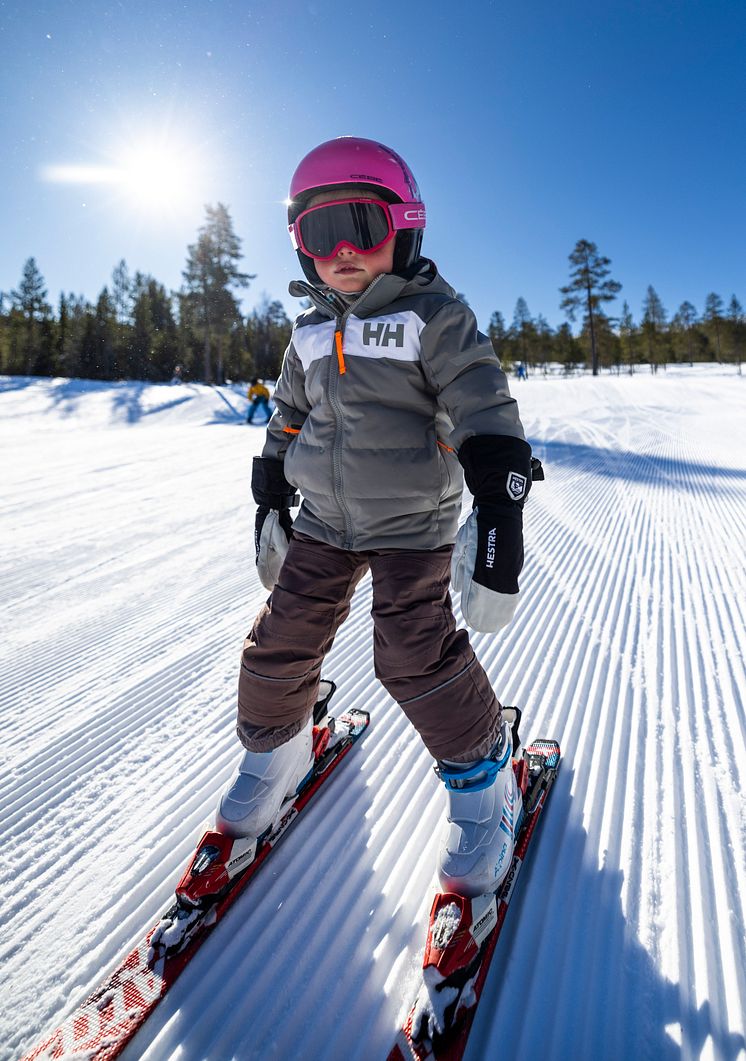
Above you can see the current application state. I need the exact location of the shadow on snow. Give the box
[0,376,250,425]
[471,765,746,1060]
[533,438,745,490]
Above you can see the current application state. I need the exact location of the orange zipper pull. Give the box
[335,329,346,375]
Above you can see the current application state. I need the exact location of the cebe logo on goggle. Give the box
[289,197,426,261]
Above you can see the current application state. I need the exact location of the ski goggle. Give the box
[289,197,426,260]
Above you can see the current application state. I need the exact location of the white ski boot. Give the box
[435,718,522,898]
[216,717,315,839]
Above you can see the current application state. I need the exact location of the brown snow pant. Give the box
[236,532,501,763]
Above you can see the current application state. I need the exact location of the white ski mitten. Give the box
[256,509,292,591]
[452,434,534,634]
[252,456,297,592]
[451,510,521,632]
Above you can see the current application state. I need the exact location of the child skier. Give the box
[246,378,271,423]
[216,137,534,899]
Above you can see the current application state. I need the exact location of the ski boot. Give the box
[216,716,316,839]
[435,715,522,898]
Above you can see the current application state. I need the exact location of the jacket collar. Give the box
[288,259,455,320]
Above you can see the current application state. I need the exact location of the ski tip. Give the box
[525,738,561,770]
[337,707,370,738]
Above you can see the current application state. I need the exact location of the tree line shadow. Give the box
[533,438,745,490]
[0,376,252,425]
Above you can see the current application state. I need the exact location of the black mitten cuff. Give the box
[458,435,533,507]
[251,457,298,509]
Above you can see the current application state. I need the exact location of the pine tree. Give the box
[641,286,668,373]
[111,259,132,324]
[579,312,618,371]
[726,294,744,374]
[704,292,724,361]
[534,314,554,373]
[488,310,507,359]
[10,257,51,374]
[510,297,534,371]
[671,301,698,365]
[554,322,582,375]
[63,294,93,379]
[130,279,179,380]
[560,240,622,376]
[512,297,531,329]
[246,296,292,379]
[10,257,49,320]
[79,289,116,379]
[618,301,637,374]
[129,288,154,380]
[0,293,7,374]
[35,318,56,377]
[57,294,70,376]
[181,203,254,382]
[226,318,250,381]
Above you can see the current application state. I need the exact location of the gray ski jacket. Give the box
[262,261,526,551]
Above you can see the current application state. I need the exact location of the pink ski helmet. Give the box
[287,136,426,283]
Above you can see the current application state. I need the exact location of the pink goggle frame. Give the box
[288,197,427,260]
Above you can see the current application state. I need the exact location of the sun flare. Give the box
[115,139,200,214]
[42,126,209,222]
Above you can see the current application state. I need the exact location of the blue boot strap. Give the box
[435,739,511,792]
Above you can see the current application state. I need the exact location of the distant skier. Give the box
[217,137,535,899]
[246,378,271,423]
[516,360,528,381]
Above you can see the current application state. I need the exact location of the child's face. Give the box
[307,189,396,294]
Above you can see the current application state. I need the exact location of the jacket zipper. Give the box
[327,315,353,547]
[326,275,385,549]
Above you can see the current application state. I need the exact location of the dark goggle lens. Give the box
[298,201,391,258]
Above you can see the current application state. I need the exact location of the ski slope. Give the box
[1,369,745,1061]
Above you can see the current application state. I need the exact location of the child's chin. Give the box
[331,280,366,293]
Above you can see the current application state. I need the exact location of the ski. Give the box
[23,680,369,1061]
[389,728,561,1061]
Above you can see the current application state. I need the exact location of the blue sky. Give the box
[1,0,744,331]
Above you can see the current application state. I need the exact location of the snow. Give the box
[430,901,463,951]
[412,966,464,1041]
[1,367,745,1060]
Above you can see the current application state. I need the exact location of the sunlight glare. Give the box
[114,137,202,216]
[42,124,210,223]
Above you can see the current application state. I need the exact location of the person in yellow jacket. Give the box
[246,378,271,424]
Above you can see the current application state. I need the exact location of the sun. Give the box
[114,137,201,215]
[41,124,210,223]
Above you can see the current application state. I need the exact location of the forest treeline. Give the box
[1,206,743,383]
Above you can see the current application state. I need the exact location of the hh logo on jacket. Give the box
[362,322,405,348]
[294,310,426,371]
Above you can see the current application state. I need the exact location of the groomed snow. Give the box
[1,368,744,1060]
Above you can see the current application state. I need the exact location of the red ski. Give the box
[23,682,369,1061]
[389,735,561,1061]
